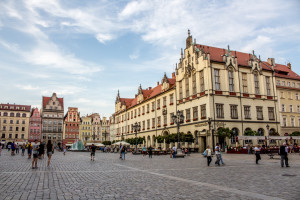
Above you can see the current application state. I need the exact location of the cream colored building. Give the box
[275,62,300,135]
[109,115,117,142]
[90,113,101,142]
[0,104,31,145]
[114,31,284,151]
[79,116,92,143]
[100,117,110,142]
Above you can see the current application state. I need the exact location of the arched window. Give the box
[257,128,264,136]
[16,113,20,117]
[4,112,8,116]
[22,113,26,117]
[10,113,14,117]
[228,69,234,92]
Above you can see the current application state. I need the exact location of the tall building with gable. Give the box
[29,108,42,143]
[41,93,64,146]
[63,107,80,145]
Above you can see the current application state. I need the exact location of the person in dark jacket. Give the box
[279,143,289,167]
[148,146,153,158]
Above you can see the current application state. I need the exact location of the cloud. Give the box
[129,49,140,60]
[96,33,113,44]
[15,84,39,91]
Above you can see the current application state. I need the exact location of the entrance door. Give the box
[200,136,206,152]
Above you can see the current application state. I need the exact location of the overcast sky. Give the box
[0,0,299,117]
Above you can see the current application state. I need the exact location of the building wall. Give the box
[0,104,31,145]
[79,116,92,143]
[29,108,41,142]
[63,107,80,145]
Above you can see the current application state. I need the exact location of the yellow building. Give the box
[0,103,31,145]
[115,31,286,151]
[274,62,300,135]
[79,116,92,143]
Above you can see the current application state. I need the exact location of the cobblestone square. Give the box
[0,151,299,200]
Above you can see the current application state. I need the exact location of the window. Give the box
[3,120,6,124]
[162,97,167,107]
[157,99,160,109]
[299,118,300,127]
[138,108,141,115]
[193,107,198,120]
[10,113,14,117]
[282,104,285,112]
[3,126,6,131]
[9,127,13,131]
[147,104,150,112]
[192,73,196,95]
[291,118,295,127]
[170,94,174,104]
[266,76,271,96]
[186,109,191,122]
[134,109,136,117]
[230,105,238,119]
[200,70,205,92]
[296,93,299,100]
[163,115,167,126]
[254,73,260,95]
[9,134,12,138]
[276,80,280,86]
[242,73,248,93]
[185,77,189,97]
[287,82,290,87]
[4,112,8,116]
[201,104,206,119]
[152,118,155,128]
[228,69,234,92]
[268,107,275,120]
[214,69,220,90]
[292,82,295,87]
[179,81,183,100]
[282,81,285,86]
[66,134,68,139]
[297,105,300,113]
[290,105,293,112]
[157,117,161,127]
[142,106,145,114]
[298,83,300,88]
[256,106,263,120]
[244,106,251,119]
[147,119,150,129]
[216,104,224,118]
[10,120,13,124]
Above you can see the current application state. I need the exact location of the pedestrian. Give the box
[63,144,67,156]
[215,143,221,166]
[120,144,126,160]
[219,144,225,165]
[11,142,16,156]
[172,145,177,158]
[142,146,147,157]
[39,143,45,159]
[47,140,54,167]
[0,144,2,156]
[148,146,153,158]
[91,144,96,161]
[16,143,19,154]
[27,142,32,159]
[119,143,122,159]
[279,143,289,167]
[185,148,188,155]
[247,144,251,154]
[205,145,212,166]
[254,145,261,164]
[21,144,25,156]
[7,144,11,151]
[32,140,39,169]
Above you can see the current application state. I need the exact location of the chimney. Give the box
[148,87,152,90]
[157,81,159,86]
[267,58,275,67]
[172,72,175,78]
[287,62,291,69]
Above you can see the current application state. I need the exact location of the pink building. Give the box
[29,108,42,142]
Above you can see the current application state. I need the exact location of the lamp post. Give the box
[266,124,270,148]
[172,110,184,149]
[208,117,215,151]
[132,122,141,153]
[103,128,107,146]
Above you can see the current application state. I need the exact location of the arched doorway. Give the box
[163,130,169,149]
[244,128,252,144]
[257,128,265,145]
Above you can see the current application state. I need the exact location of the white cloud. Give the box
[15,84,39,91]
[96,33,113,44]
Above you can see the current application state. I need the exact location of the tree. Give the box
[216,127,232,138]
[290,131,300,136]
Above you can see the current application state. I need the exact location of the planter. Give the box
[193,118,198,121]
[170,122,174,125]
[169,103,174,105]
[186,119,190,122]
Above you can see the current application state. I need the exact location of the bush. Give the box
[290,131,300,136]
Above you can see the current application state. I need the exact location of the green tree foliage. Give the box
[102,141,111,145]
[157,132,194,144]
[290,131,300,136]
[216,127,232,138]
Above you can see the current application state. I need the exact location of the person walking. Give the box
[219,144,225,165]
[142,146,147,157]
[32,140,39,169]
[27,142,32,159]
[63,144,67,156]
[0,144,2,156]
[90,144,96,161]
[279,143,289,167]
[46,140,54,167]
[215,143,221,166]
[16,143,19,154]
[148,146,153,158]
[7,143,11,151]
[11,142,15,156]
[172,145,177,158]
[21,144,25,156]
[205,146,212,166]
[120,144,126,160]
[39,143,45,159]
[254,145,261,164]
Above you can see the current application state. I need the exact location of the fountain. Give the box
[69,140,85,151]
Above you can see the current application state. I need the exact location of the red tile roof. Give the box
[42,96,64,109]
[0,104,31,112]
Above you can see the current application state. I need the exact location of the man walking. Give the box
[148,146,153,158]
[219,144,225,165]
[32,140,39,169]
[205,145,212,166]
[120,144,126,160]
[279,143,289,167]
[90,144,96,161]
[172,145,177,158]
[215,143,221,166]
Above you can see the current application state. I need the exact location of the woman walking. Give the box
[254,145,261,164]
[47,140,54,167]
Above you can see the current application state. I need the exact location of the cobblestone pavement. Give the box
[0,150,299,200]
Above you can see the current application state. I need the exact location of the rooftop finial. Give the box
[188,29,190,36]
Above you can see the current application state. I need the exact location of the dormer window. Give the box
[254,72,260,95]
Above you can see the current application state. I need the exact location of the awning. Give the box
[86,143,104,146]
[238,136,265,140]
[1,141,5,144]
[66,144,72,146]
[238,136,300,140]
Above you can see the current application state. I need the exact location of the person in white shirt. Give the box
[205,146,212,166]
[215,143,221,166]
[254,145,261,164]
[172,146,177,158]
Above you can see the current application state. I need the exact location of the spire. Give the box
[188,29,190,37]
[181,48,183,60]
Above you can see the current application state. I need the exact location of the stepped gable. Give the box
[42,96,64,108]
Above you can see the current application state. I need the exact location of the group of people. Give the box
[204,143,225,166]
[5,142,26,156]
[142,145,153,158]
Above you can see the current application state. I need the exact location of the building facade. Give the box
[79,116,92,143]
[114,31,283,151]
[63,107,80,145]
[90,113,101,142]
[100,117,110,142]
[0,103,31,145]
[41,93,64,146]
[109,114,117,142]
[274,62,300,135]
[28,108,42,142]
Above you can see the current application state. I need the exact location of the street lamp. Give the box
[103,128,107,146]
[208,117,215,151]
[132,122,141,153]
[266,124,270,147]
[172,110,184,149]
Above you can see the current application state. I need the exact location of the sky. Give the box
[0,0,300,118]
